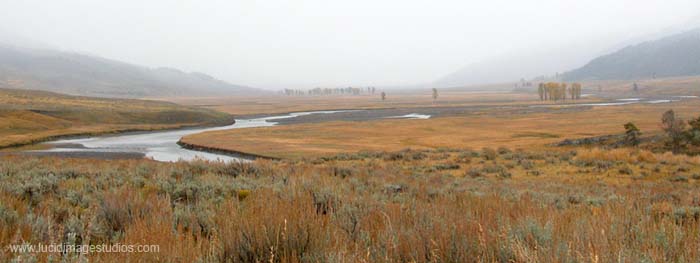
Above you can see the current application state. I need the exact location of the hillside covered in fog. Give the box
[0,44,259,98]
[564,28,700,81]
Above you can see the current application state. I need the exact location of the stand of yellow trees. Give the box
[538,82,582,102]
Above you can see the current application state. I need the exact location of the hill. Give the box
[564,28,700,81]
[431,35,634,88]
[0,44,260,98]
[0,88,232,148]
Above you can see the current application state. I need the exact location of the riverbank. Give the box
[176,140,278,160]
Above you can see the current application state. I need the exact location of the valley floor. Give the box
[2,79,700,262]
[180,98,700,159]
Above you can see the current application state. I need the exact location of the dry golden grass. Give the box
[181,100,700,159]
[2,147,700,262]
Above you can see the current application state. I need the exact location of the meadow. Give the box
[0,88,232,149]
[1,147,700,262]
[180,99,700,159]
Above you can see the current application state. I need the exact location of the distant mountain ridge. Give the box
[564,28,700,81]
[0,44,259,98]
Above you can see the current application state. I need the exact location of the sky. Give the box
[1,0,699,89]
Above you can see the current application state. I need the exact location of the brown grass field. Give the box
[0,88,232,149]
[181,99,700,159]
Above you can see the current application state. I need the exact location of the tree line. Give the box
[280,87,376,96]
[537,82,582,102]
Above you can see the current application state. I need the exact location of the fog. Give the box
[1,0,699,89]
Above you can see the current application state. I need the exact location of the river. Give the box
[31,111,347,162]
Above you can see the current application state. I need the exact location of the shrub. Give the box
[674,207,700,224]
[456,153,472,164]
[172,181,203,203]
[510,218,552,249]
[618,166,634,175]
[173,204,214,236]
[677,166,690,172]
[333,200,370,241]
[483,163,507,174]
[0,204,18,226]
[215,161,259,177]
[94,189,156,240]
[432,163,460,170]
[383,184,406,194]
[310,187,337,215]
[498,170,512,179]
[482,147,497,160]
[237,189,251,201]
[585,197,605,206]
[467,167,483,178]
[497,147,512,155]
[382,149,427,161]
[519,159,535,170]
[332,167,356,178]
[669,176,688,183]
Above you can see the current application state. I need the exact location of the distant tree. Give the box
[576,83,582,99]
[561,83,567,101]
[570,83,582,100]
[381,92,386,101]
[633,82,639,93]
[624,122,641,146]
[661,110,686,153]
[537,83,545,101]
[432,88,438,101]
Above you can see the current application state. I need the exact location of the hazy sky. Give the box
[1,0,699,89]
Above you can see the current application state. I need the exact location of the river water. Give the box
[32,111,346,162]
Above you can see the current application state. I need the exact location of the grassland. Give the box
[3,78,700,262]
[165,90,556,116]
[2,147,700,262]
[164,76,700,117]
[180,99,700,159]
[0,88,232,149]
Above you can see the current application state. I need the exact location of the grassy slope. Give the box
[0,88,232,148]
[181,100,700,159]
